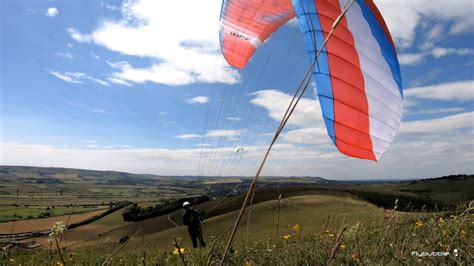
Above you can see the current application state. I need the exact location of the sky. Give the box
[1,0,473,180]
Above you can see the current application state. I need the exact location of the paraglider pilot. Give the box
[182,201,206,248]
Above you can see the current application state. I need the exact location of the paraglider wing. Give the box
[236,147,245,158]
[219,0,295,68]
[219,0,403,161]
[291,0,403,161]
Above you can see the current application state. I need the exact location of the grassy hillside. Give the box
[2,167,473,264]
[379,175,473,205]
[22,175,472,251]
[70,188,410,251]
[12,194,472,265]
[122,193,392,251]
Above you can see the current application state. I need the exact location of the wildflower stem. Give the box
[449,205,471,248]
[327,225,348,265]
[275,193,282,264]
[174,237,187,266]
[55,239,66,265]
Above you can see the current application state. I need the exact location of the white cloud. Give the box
[101,2,120,11]
[108,61,195,86]
[431,47,474,58]
[56,52,73,59]
[205,129,245,138]
[175,134,201,140]
[398,53,424,65]
[107,77,132,87]
[413,107,465,115]
[425,24,444,42]
[50,71,85,84]
[405,80,474,102]
[67,28,92,43]
[87,76,110,87]
[195,143,212,147]
[250,90,322,128]
[69,0,239,86]
[3,132,472,179]
[400,112,473,133]
[186,96,209,104]
[91,109,106,113]
[175,129,244,141]
[375,0,474,47]
[281,127,329,145]
[45,7,59,17]
[50,70,110,86]
[399,46,474,65]
[90,52,100,60]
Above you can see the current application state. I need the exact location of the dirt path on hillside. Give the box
[167,214,179,227]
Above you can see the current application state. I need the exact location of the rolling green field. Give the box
[1,166,472,264]
[0,205,105,222]
[11,193,473,265]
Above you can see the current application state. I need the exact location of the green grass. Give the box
[0,205,105,222]
[363,175,474,205]
[9,199,472,265]
[70,192,401,252]
[92,208,130,227]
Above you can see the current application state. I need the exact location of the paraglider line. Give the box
[219,1,355,264]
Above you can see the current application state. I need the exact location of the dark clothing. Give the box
[183,208,206,248]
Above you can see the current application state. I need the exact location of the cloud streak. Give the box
[186,96,210,104]
[405,81,474,102]
[50,70,110,86]
[400,112,473,133]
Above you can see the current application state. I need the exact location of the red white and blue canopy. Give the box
[220,0,403,161]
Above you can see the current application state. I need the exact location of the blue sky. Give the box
[1,0,473,179]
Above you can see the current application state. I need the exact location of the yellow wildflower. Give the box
[9,258,15,262]
[57,262,64,266]
[293,224,300,233]
[415,220,423,228]
[341,244,346,250]
[282,234,291,241]
[173,247,185,255]
[438,217,445,224]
